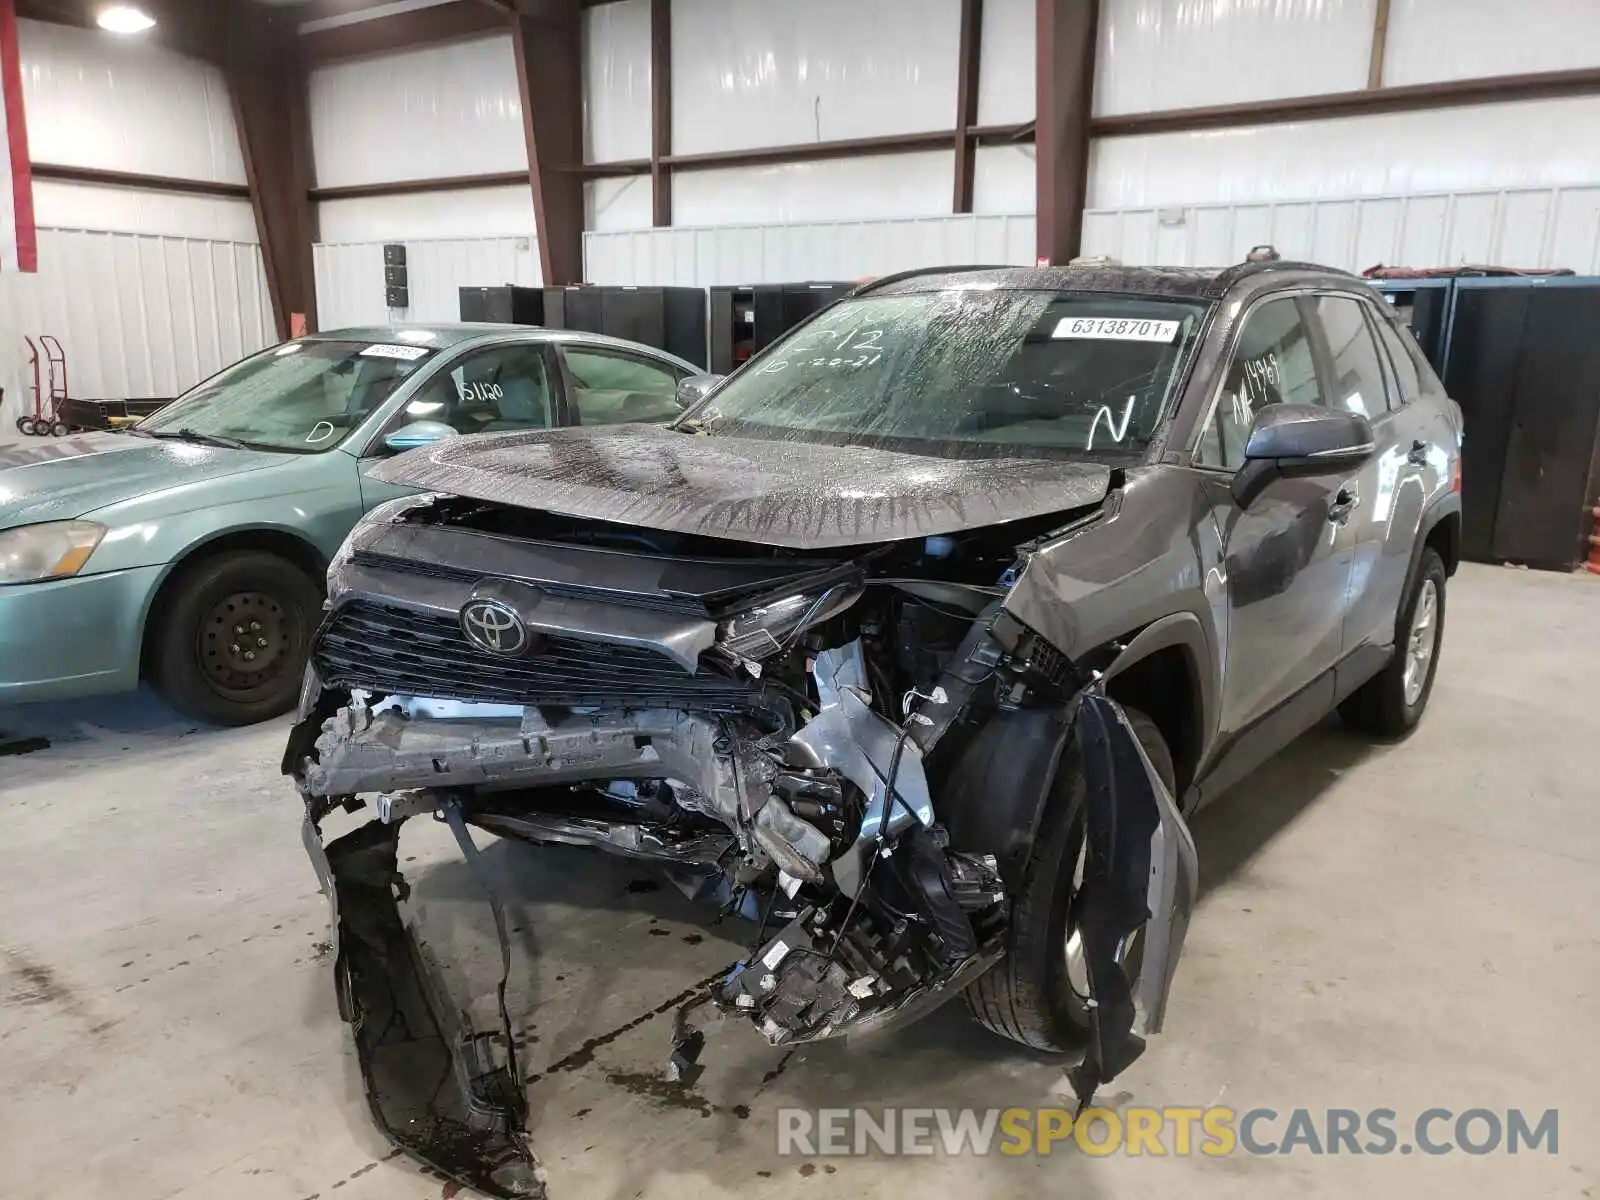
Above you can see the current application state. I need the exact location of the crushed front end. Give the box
[285,493,1194,1195]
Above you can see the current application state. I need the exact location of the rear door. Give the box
[1191,294,1359,738]
[357,340,562,510]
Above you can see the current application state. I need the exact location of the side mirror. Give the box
[676,374,725,408]
[383,420,458,454]
[1231,405,1375,509]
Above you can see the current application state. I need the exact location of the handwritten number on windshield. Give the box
[760,329,885,375]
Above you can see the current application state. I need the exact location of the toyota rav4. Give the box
[284,258,1462,1197]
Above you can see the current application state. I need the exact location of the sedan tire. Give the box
[147,550,322,727]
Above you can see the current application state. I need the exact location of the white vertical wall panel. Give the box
[1384,0,1600,87]
[0,228,273,425]
[17,19,245,184]
[1088,97,1600,210]
[586,177,654,233]
[584,0,652,163]
[671,0,962,154]
[1081,186,1600,273]
[316,187,536,243]
[31,183,258,242]
[308,35,526,189]
[314,237,541,329]
[585,214,1036,287]
[1094,0,1374,116]
[976,0,1034,125]
[973,145,1036,215]
[674,153,957,227]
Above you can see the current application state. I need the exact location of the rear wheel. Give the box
[147,550,322,726]
[1339,547,1446,739]
[966,707,1175,1050]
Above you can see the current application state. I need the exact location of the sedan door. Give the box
[357,340,563,511]
[1191,294,1360,750]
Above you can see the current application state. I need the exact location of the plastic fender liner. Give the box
[937,704,1077,888]
[1066,693,1198,1111]
[308,814,542,1199]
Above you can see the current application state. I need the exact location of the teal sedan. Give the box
[0,324,701,724]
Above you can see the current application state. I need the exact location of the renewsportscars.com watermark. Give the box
[776,1106,1559,1158]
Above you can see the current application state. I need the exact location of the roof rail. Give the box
[1214,257,1357,288]
[850,264,1014,296]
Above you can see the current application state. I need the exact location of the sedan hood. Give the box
[0,433,288,527]
[371,424,1112,549]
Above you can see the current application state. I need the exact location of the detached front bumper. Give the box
[294,668,1203,1196]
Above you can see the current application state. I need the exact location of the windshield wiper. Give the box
[144,427,252,451]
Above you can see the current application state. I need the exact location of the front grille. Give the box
[350,549,707,615]
[314,599,754,708]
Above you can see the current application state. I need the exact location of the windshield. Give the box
[686,289,1208,460]
[137,339,435,453]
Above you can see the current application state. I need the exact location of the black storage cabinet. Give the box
[1443,277,1600,569]
[542,285,709,368]
[459,285,547,326]
[708,282,855,374]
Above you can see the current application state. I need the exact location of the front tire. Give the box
[147,550,322,726]
[1338,547,1446,739]
[966,707,1175,1051]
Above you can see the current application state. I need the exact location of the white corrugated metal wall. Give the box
[1081,0,1600,271]
[306,34,544,327]
[1,20,273,428]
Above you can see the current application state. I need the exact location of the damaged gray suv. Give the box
[284,258,1462,1196]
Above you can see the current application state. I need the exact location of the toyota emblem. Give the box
[460,598,529,656]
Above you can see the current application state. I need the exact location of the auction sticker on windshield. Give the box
[1053,317,1180,343]
[360,344,431,361]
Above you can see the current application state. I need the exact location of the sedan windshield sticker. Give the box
[360,343,431,361]
[1053,317,1180,343]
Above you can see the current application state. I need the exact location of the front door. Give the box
[1192,295,1360,741]
[358,341,560,510]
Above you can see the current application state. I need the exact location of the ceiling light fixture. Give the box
[96,5,157,35]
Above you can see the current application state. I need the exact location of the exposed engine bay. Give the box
[284,490,1195,1199]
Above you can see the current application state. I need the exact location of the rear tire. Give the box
[1338,547,1446,739]
[147,550,322,726]
[965,707,1175,1051]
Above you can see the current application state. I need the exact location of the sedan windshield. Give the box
[687,289,1208,460]
[137,339,435,453]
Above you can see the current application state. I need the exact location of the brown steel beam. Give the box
[30,163,250,199]
[226,3,318,337]
[311,171,533,202]
[649,0,671,225]
[1367,0,1391,90]
[1036,0,1098,265]
[300,0,509,63]
[511,1,584,284]
[1092,66,1600,137]
[952,0,984,213]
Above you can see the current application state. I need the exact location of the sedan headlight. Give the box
[0,521,107,585]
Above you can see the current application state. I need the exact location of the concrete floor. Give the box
[2,562,1596,1200]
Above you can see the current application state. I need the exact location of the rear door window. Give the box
[1306,295,1391,419]
[562,347,688,425]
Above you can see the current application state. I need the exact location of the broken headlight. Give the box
[716,583,862,662]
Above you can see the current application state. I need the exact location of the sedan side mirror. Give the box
[676,374,725,408]
[1231,405,1375,509]
[383,420,458,454]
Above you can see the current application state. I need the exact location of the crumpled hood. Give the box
[371,424,1112,549]
[0,433,288,528]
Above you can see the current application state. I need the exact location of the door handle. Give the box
[1328,484,1359,524]
[1407,439,1430,467]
